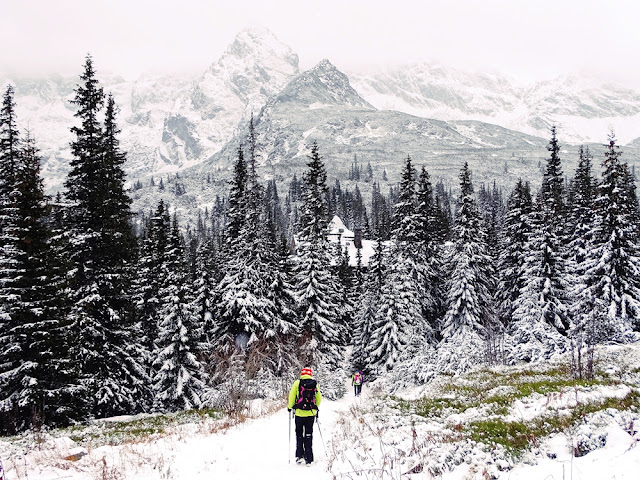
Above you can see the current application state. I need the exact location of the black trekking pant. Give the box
[295,415,315,463]
[354,384,362,396]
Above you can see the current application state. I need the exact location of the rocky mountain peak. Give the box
[274,58,374,109]
[225,26,300,72]
[193,27,300,116]
[211,26,299,83]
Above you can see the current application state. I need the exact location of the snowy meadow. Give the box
[0,343,638,479]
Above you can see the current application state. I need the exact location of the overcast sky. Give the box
[2,0,639,88]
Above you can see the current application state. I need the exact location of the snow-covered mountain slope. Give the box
[350,65,640,145]
[204,59,559,192]
[3,26,300,190]
[158,26,299,171]
[628,136,640,148]
[4,25,640,200]
[128,58,640,232]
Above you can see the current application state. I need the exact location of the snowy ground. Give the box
[1,345,639,479]
[0,395,348,479]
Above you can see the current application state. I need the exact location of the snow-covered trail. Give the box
[2,381,365,480]
[5,369,640,480]
[149,381,363,480]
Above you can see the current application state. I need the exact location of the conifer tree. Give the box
[135,200,171,383]
[153,216,205,412]
[416,166,445,327]
[214,148,271,354]
[509,194,567,363]
[541,126,565,216]
[496,179,533,327]
[509,127,570,363]
[0,85,19,184]
[567,146,597,267]
[294,142,347,368]
[64,55,147,417]
[0,128,82,431]
[438,163,495,373]
[368,157,434,373]
[574,134,640,337]
[393,156,419,242]
[0,85,20,219]
[566,146,598,340]
[215,134,296,377]
[0,85,21,316]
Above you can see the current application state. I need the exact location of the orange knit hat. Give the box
[301,367,313,377]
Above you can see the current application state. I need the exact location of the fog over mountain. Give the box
[350,66,640,145]
[2,26,639,200]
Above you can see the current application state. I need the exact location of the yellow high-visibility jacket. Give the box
[288,375,322,417]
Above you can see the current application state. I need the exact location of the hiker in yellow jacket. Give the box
[288,366,322,465]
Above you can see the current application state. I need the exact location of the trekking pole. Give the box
[288,410,292,464]
[315,414,328,456]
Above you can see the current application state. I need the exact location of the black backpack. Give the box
[295,378,318,411]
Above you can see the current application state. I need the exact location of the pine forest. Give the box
[2,56,640,434]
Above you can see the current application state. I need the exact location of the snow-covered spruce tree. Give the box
[509,127,569,363]
[0,128,82,432]
[212,146,267,354]
[393,167,446,387]
[567,146,597,268]
[496,179,533,328]
[573,134,640,339]
[246,118,297,359]
[368,156,434,378]
[224,146,247,249]
[367,266,414,374]
[153,216,205,412]
[437,162,495,374]
[134,200,171,390]
[294,142,347,372]
[0,116,34,428]
[540,126,566,216]
[64,56,147,417]
[0,85,19,185]
[0,86,20,213]
[351,230,386,374]
[415,165,446,330]
[192,236,219,347]
[0,85,21,326]
[566,146,600,356]
[214,129,296,395]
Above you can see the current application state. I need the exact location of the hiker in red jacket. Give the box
[352,370,363,396]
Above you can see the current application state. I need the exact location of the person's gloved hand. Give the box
[287,408,291,412]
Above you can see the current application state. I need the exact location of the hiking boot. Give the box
[295,457,304,464]
[306,460,313,466]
